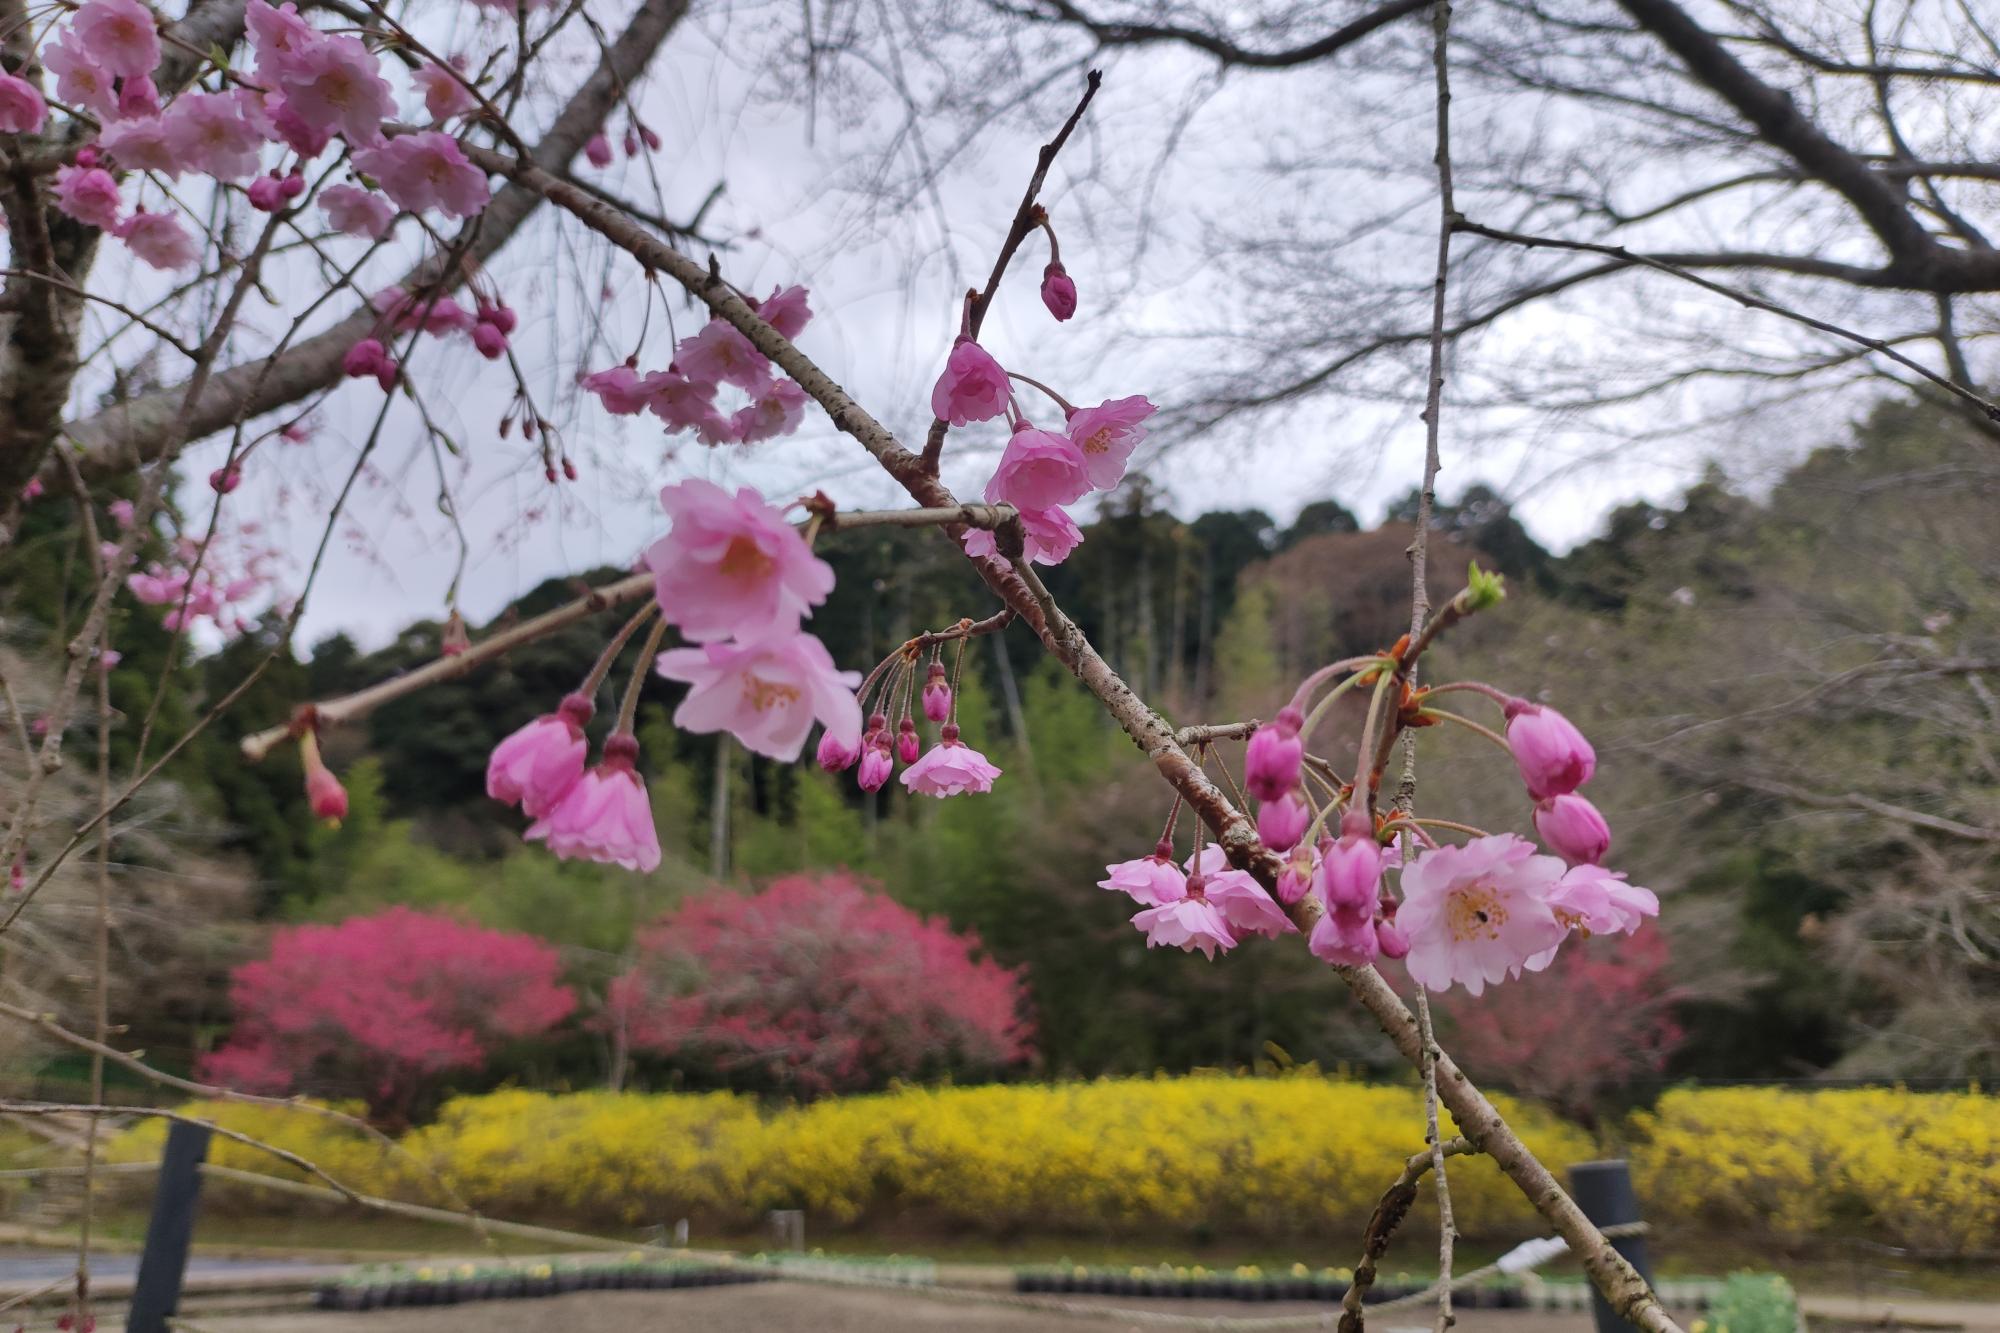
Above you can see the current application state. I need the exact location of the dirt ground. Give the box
[186,1281,1632,1331]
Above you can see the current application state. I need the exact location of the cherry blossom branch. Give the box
[1338,1136,1476,1333]
[918,69,1102,475]
[457,135,1684,1333]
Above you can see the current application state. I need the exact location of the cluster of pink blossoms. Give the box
[116,504,285,637]
[1103,683,1657,994]
[817,653,1003,800]
[2,0,504,274]
[343,286,517,389]
[581,289,813,448]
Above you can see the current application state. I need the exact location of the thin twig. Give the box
[1338,1137,1475,1333]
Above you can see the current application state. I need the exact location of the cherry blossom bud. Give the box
[9,857,24,893]
[1315,810,1382,916]
[639,125,661,150]
[1244,705,1305,802]
[921,663,951,723]
[1504,699,1596,800]
[622,127,640,157]
[895,718,920,765]
[1041,260,1077,321]
[440,610,470,656]
[247,175,285,212]
[816,728,858,773]
[208,464,241,493]
[857,742,892,793]
[1534,792,1611,866]
[584,132,613,168]
[299,732,348,825]
[562,458,578,481]
[279,171,306,199]
[343,338,388,379]
[471,322,508,360]
[75,146,99,168]
[1256,792,1310,853]
[478,302,518,334]
[1374,918,1411,960]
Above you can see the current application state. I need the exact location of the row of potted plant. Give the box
[313,1257,766,1310]
[1013,1262,1531,1305]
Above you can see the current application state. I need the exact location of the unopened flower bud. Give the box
[921,663,951,723]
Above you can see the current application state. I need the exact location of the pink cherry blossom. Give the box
[1066,395,1156,490]
[1547,863,1658,937]
[373,286,474,335]
[656,631,861,763]
[247,175,285,211]
[1315,811,1383,915]
[165,91,267,180]
[675,320,769,390]
[320,183,395,238]
[44,40,117,120]
[1276,843,1318,905]
[960,504,1083,567]
[99,115,179,175]
[856,743,893,792]
[524,735,661,872]
[1534,792,1611,866]
[756,285,811,338]
[245,0,316,76]
[899,725,1002,797]
[983,423,1091,511]
[1256,793,1310,852]
[1132,897,1236,960]
[1397,834,1568,996]
[929,338,1010,426]
[1098,849,1186,907]
[276,33,394,146]
[1504,700,1596,799]
[486,693,592,818]
[116,210,197,270]
[921,664,951,722]
[266,95,332,158]
[1308,908,1379,967]
[584,132,613,167]
[300,736,348,823]
[73,0,160,80]
[1375,917,1411,959]
[816,728,858,772]
[581,365,650,415]
[352,133,488,218]
[471,323,507,359]
[642,371,717,431]
[894,719,921,765]
[0,73,47,133]
[645,479,833,642]
[415,63,475,120]
[732,378,808,444]
[54,166,122,230]
[1040,261,1076,320]
[116,74,161,118]
[1204,871,1296,938]
[1243,705,1305,801]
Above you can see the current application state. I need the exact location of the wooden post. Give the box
[1569,1159,1654,1333]
[126,1120,210,1333]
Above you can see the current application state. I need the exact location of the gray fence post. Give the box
[1569,1159,1654,1333]
[126,1120,211,1333]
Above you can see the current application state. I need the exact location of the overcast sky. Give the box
[152,3,1785,655]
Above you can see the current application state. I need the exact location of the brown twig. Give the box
[1339,1137,1476,1333]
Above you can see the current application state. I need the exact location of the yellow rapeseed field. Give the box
[111,1079,1996,1250]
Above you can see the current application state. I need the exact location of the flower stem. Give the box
[614,617,669,736]
[1352,669,1400,809]
[1288,655,1394,716]
[1006,370,1075,415]
[1420,708,1510,753]
[1423,680,1513,710]
[581,600,659,701]
[1300,668,1374,741]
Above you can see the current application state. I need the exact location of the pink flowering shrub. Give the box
[608,873,1032,1095]
[201,907,576,1121]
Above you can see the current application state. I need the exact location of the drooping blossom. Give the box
[486,693,593,818]
[1185,845,1294,938]
[1275,842,1318,905]
[1132,896,1236,960]
[894,719,920,766]
[856,742,893,793]
[116,210,198,270]
[581,365,650,415]
[643,371,717,431]
[1066,395,1155,490]
[645,480,833,642]
[584,132,613,167]
[299,733,348,823]
[247,175,285,212]
[1256,793,1311,853]
[1397,834,1568,996]
[1099,846,1187,907]
[72,0,160,80]
[54,166,122,230]
[341,337,398,390]
[415,62,475,120]
[921,663,951,723]
[756,285,811,338]
[815,728,858,773]
[525,734,661,873]
[209,464,241,494]
[1375,916,1411,959]
[163,91,266,179]
[471,323,507,359]
[984,422,1091,511]
[44,40,118,120]
[117,75,161,118]
[1315,811,1383,916]
[1308,907,1379,967]
[732,378,809,444]
[960,504,1083,567]
[320,184,396,238]
[929,338,1010,426]
[373,286,474,335]
[1534,792,1611,866]
[1523,863,1660,972]
[675,320,769,390]
[245,0,317,78]
[1243,705,1305,801]
[1504,699,1595,800]
[353,133,489,218]
[99,115,180,175]
[1041,261,1077,320]
[0,73,47,133]
[656,631,861,763]
[266,95,332,158]
[900,724,1002,797]
[275,33,394,146]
